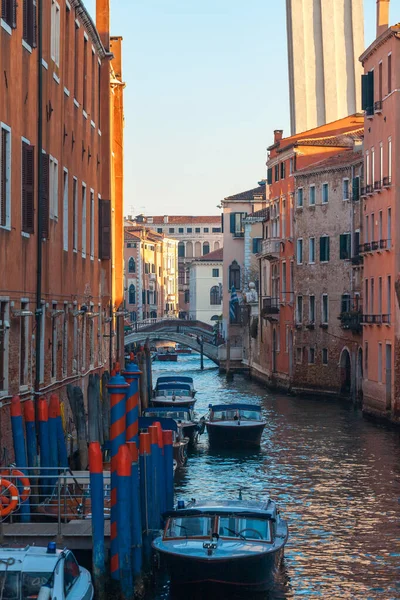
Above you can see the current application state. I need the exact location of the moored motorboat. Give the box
[152,497,288,591]
[143,406,199,443]
[138,416,189,467]
[152,383,196,409]
[175,344,192,354]
[155,347,178,362]
[155,376,196,396]
[0,543,94,599]
[204,403,266,448]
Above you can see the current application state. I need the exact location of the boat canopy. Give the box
[157,383,192,392]
[157,376,194,385]
[163,505,274,520]
[139,416,178,432]
[209,403,261,413]
[144,407,192,418]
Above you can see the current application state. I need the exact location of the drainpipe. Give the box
[35,0,44,414]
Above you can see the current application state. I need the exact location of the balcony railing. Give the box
[260,238,281,260]
[366,184,373,194]
[374,180,382,191]
[339,310,363,333]
[360,186,367,197]
[374,100,383,113]
[233,231,245,238]
[383,176,392,187]
[360,239,389,254]
[351,254,363,265]
[360,242,371,253]
[261,297,280,316]
[362,314,390,325]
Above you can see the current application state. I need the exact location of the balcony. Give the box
[359,239,389,254]
[149,273,156,281]
[261,297,279,317]
[360,186,367,197]
[374,180,382,192]
[360,242,371,253]
[260,238,281,260]
[351,254,363,266]
[362,314,390,325]
[366,184,373,195]
[340,310,363,333]
[233,231,245,238]
[366,106,374,118]
[374,100,383,113]
[383,176,392,188]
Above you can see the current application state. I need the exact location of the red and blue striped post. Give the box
[50,394,68,469]
[89,442,105,600]
[153,422,166,515]
[24,400,37,470]
[148,425,161,529]
[117,444,133,599]
[127,442,142,577]
[48,396,59,489]
[10,396,30,521]
[139,432,152,568]
[38,398,50,497]
[163,430,174,511]
[107,368,129,581]
[121,354,141,446]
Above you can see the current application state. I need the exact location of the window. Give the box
[0,300,9,393]
[378,343,382,383]
[290,261,294,303]
[252,238,262,253]
[91,49,96,121]
[274,164,279,182]
[322,348,328,366]
[130,311,137,323]
[354,230,360,257]
[340,233,351,260]
[229,261,241,290]
[72,177,78,251]
[378,277,382,315]
[366,151,370,185]
[309,185,315,206]
[309,237,315,263]
[309,295,315,322]
[322,183,329,203]
[83,37,88,112]
[49,156,58,220]
[371,147,375,184]
[176,242,185,258]
[97,61,101,128]
[280,161,285,179]
[308,347,315,364]
[378,210,383,242]
[387,275,391,318]
[352,176,360,201]
[169,227,174,234]
[289,157,294,175]
[365,279,369,314]
[187,227,192,233]
[184,289,190,304]
[229,213,246,237]
[22,141,34,234]
[195,227,201,233]
[380,143,383,183]
[343,178,349,200]
[63,553,80,596]
[51,303,57,380]
[364,342,368,379]
[387,208,391,248]
[204,227,209,233]
[128,285,136,305]
[0,124,11,229]
[296,238,303,264]
[155,228,162,233]
[296,347,303,364]
[210,285,221,305]
[320,236,330,262]
[378,61,383,101]
[1,0,16,29]
[81,184,87,257]
[178,268,185,285]
[62,306,68,377]
[90,190,94,259]
[371,212,375,243]
[23,0,36,48]
[282,262,286,301]
[212,227,221,233]
[321,294,328,324]
[212,268,219,278]
[388,53,392,94]
[388,137,392,181]
[297,187,303,208]
[203,242,210,255]
[62,169,68,251]
[74,20,79,100]
[341,294,351,313]
[178,227,184,233]
[365,215,369,243]
[51,0,60,66]
[296,296,303,323]
[20,301,29,387]
[267,167,272,184]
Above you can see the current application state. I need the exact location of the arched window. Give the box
[210,285,221,305]
[229,261,241,290]
[203,242,210,255]
[186,241,193,258]
[214,241,220,251]
[130,311,137,322]
[129,284,136,305]
[178,242,185,258]
[195,241,201,257]
[150,310,157,319]
[128,257,135,273]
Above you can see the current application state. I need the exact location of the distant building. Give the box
[286,0,364,134]
[189,248,223,324]
[125,215,223,318]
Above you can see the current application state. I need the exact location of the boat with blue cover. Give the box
[143,407,199,443]
[204,403,266,448]
[155,376,196,396]
[152,497,288,591]
[152,383,196,409]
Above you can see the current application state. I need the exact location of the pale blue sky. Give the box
[84,0,400,215]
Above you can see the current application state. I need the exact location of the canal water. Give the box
[145,354,400,600]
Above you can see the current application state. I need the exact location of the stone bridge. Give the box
[124,318,222,364]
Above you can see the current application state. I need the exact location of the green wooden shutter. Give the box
[326,237,330,261]
[0,129,6,227]
[230,213,236,233]
[267,168,272,185]
[361,74,369,110]
[41,153,50,239]
[221,213,224,233]
[352,177,360,201]
[98,199,111,260]
[22,143,34,234]
[367,71,374,110]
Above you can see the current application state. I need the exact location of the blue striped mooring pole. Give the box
[38,397,50,497]
[11,396,30,521]
[117,444,134,599]
[163,430,174,511]
[89,441,106,600]
[127,442,142,577]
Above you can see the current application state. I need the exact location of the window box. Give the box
[383,176,391,187]
[366,184,373,194]
[374,180,382,192]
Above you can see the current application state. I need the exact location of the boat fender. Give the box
[37,585,52,600]
[197,419,206,436]
[1,469,31,502]
[0,478,19,517]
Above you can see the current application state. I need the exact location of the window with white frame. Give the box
[90,189,94,259]
[62,305,68,377]
[388,137,392,181]
[309,184,315,206]
[321,294,328,324]
[0,299,9,393]
[297,238,303,264]
[296,347,303,364]
[63,169,68,251]
[343,178,349,200]
[51,302,57,380]
[49,156,58,220]
[0,124,11,229]
[322,348,328,365]
[380,142,383,183]
[297,187,303,208]
[73,177,78,251]
[19,301,29,388]
[82,183,87,257]
[387,207,391,248]
[309,237,315,263]
[296,295,303,323]
[371,147,375,184]
[89,310,94,367]
[72,308,78,373]
[378,343,382,383]
[308,347,315,364]
[51,0,61,66]
[322,182,329,203]
[309,295,315,323]
[281,261,286,302]
[39,302,45,383]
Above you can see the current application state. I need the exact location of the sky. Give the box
[84,0,400,216]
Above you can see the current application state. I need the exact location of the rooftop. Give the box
[223,186,266,203]
[195,248,223,262]
[127,215,221,225]
[295,149,363,176]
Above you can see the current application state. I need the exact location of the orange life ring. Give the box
[0,478,19,517]
[0,470,30,502]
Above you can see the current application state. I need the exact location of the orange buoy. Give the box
[0,478,19,517]
[1,469,30,502]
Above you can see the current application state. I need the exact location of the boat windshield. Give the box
[165,516,213,538]
[22,572,54,599]
[212,409,261,421]
[158,389,190,398]
[0,571,53,600]
[218,516,271,541]
[146,411,189,421]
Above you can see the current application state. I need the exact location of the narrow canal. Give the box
[145,354,400,600]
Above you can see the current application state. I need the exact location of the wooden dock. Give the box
[0,521,110,550]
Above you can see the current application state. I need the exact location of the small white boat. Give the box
[0,543,94,599]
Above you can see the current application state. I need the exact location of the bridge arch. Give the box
[125,331,219,364]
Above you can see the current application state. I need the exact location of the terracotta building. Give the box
[359,1,399,422]
[292,148,363,398]
[0,0,124,448]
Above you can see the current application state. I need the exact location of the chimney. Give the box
[164,216,169,224]
[96,0,110,51]
[377,0,390,37]
[274,130,283,144]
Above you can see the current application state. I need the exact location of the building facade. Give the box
[292,149,363,397]
[126,215,223,318]
[286,0,364,134]
[0,0,124,449]
[189,248,223,324]
[359,6,399,422]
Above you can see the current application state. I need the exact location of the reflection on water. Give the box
[145,355,400,600]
